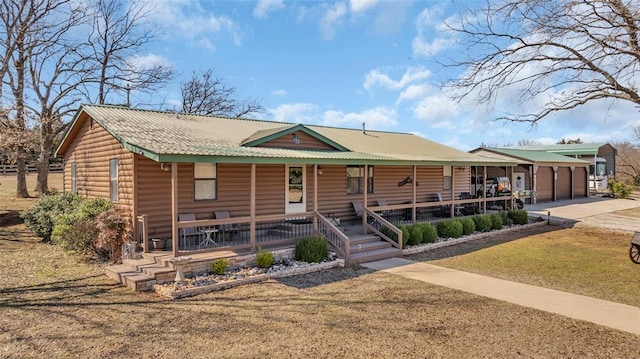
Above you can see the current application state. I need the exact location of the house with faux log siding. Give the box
[56,104,516,269]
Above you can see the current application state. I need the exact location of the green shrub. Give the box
[500,211,513,226]
[421,223,438,243]
[437,219,463,238]
[380,226,401,246]
[95,208,131,263]
[460,217,475,235]
[473,215,492,232]
[397,225,410,247]
[210,259,228,275]
[294,236,327,263]
[255,248,275,268]
[508,210,529,225]
[21,192,80,241]
[52,220,100,256]
[408,225,424,246]
[609,179,632,199]
[490,213,503,230]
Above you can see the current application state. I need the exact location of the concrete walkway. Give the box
[362,258,640,335]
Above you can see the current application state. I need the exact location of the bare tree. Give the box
[557,138,582,144]
[517,139,540,146]
[444,0,640,124]
[86,0,174,105]
[0,0,73,197]
[614,141,640,185]
[181,69,263,118]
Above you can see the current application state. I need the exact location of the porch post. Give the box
[450,166,455,218]
[363,165,368,233]
[482,166,487,213]
[570,166,575,199]
[171,162,179,257]
[532,165,539,204]
[250,163,256,251]
[412,165,417,223]
[313,164,318,231]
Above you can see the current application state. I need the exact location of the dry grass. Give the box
[1,223,638,358]
[615,206,640,218]
[0,173,63,212]
[418,226,640,308]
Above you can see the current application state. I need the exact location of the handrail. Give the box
[176,212,314,229]
[364,208,402,250]
[314,211,350,261]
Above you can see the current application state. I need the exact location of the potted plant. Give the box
[151,238,166,250]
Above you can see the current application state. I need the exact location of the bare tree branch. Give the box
[442,0,640,124]
[181,69,263,118]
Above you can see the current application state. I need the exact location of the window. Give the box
[443,166,452,190]
[71,162,77,194]
[109,159,118,202]
[346,165,373,194]
[194,163,217,200]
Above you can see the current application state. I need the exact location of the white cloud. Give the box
[321,107,398,129]
[150,1,245,49]
[364,67,431,93]
[253,0,285,19]
[267,103,319,123]
[271,89,288,97]
[397,83,431,104]
[413,94,459,129]
[319,2,347,40]
[350,0,377,13]
[127,53,170,73]
[411,6,455,57]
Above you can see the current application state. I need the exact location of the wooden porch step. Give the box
[350,247,403,265]
[350,240,392,254]
[348,234,384,245]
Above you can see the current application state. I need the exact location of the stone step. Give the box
[350,247,403,265]
[350,240,392,254]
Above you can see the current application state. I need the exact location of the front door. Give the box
[285,165,306,214]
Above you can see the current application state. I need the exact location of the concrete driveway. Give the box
[526,196,640,232]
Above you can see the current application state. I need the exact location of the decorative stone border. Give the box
[402,221,548,256]
[154,259,345,300]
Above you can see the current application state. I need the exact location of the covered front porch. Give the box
[135,162,515,264]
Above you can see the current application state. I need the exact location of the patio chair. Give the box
[459,192,477,215]
[351,201,364,224]
[178,213,203,248]
[214,211,240,243]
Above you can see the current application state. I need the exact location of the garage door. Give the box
[556,167,571,200]
[536,166,553,202]
[573,167,587,198]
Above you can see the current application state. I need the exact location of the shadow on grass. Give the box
[406,224,566,262]
[275,266,374,289]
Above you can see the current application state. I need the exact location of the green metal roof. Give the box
[508,143,612,156]
[473,148,589,165]
[57,104,518,167]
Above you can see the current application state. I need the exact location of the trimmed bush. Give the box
[460,217,475,235]
[508,210,529,225]
[52,220,100,256]
[500,211,513,226]
[437,219,463,239]
[408,225,424,246]
[473,215,492,232]
[22,192,80,241]
[421,223,438,243]
[210,259,228,275]
[397,225,410,247]
[295,236,327,263]
[255,249,275,268]
[490,213,503,230]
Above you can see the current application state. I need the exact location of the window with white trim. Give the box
[109,159,118,202]
[194,163,217,200]
[443,166,452,190]
[346,165,373,194]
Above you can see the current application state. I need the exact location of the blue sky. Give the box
[131,0,639,151]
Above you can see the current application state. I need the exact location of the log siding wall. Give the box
[62,116,135,220]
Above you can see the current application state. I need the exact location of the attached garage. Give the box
[471,147,590,204]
